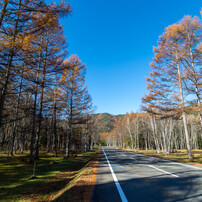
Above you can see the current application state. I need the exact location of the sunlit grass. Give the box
[115,147,202,165]
[127,149,202,164]
[0,149,98,201]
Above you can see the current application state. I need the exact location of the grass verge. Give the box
[52,149,100,202]
[0,149,99,201]
[114,147,202,166]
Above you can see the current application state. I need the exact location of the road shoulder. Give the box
[50,149,100,202]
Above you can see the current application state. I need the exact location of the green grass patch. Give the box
[0,149,98,201]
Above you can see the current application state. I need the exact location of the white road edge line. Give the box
[102,147,128,202]
[130,157,136,160]
[166,162,202,170]
[112,147,202,170]
[148,165,179,178]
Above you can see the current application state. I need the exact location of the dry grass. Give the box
[115,147,202,166]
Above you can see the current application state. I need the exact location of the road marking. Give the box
[112,166,123,169]
[168,162,202,170]
[154,158,202,170]
[102,148,128,202]
[148,165,179,178]
[130,157,136,160]
[112,147,202,170]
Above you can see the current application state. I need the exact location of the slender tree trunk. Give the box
[145,136,148,151]
[186,34,202,127]
[148,129,151,150]
[53,98,57,157]
[0,0,9,28]
[20,127,24,154]
[47,127,50,152]
[176,56,193,161]
[10,70,23,155]
[128,131,133,149]
[66,128,71,157]
[30,49,42,163]
[66,89,73,158]
[30,84,38,163]
[35,45,47,160]
[0,0,21,129]
[53,72,58,157]
[126,118,133,149]
[0,128,5,151]
[34,88,44,159]
[161,120,167,155]
[136,122,139,151]
[150,116,160,153]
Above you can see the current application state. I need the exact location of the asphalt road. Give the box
[91,147,202,202]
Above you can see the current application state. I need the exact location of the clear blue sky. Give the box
[48,0,202,115]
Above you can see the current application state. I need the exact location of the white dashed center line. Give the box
[148,165,179,178]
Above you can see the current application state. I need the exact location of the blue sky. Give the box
[48,0,202,115]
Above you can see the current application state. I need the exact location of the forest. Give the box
[1,1,201,201]
[0,1,201,164]
[0,0,99,163]
[101,14,202,162]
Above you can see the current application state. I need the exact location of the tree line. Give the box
[101,13,202,162]
[0,0,98,162]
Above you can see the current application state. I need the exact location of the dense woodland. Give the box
[101,14,202,162]
[0,1,201,164]
[0,0,99,162]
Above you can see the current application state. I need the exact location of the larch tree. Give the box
[34,22,67,160]
[178,16,202,126]
[142,17,201,161]
[0,0,71,130]
[60,55,92,157]
[0,1,99,158]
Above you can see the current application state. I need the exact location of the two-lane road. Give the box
[91,147,202,202]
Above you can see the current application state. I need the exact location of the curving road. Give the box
[91,147,202,202]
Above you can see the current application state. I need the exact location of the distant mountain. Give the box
[94,113,118,133]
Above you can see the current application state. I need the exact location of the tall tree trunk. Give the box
[126,118,133,149]
[53,73,58,157]
[66,127,71,157]
[136,122,139,151]
[0,0,9,28]
[53,96,57,157]
[150,115,160,153]
[176,56,193,161]
[30,49,42,163]
[0,127,6,151]
[35,44,47,160]
[10,70,23,155]
[162,120,168,155]
[0,0,21,129]
[30,83,38,163]
[184,32,202,127]
[189,47,202,127]
[66,88,73,158]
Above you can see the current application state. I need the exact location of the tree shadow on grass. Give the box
[0,156,90,200]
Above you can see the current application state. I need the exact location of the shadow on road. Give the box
[90,148,202,202]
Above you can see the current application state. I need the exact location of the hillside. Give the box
[94,113,123,133]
